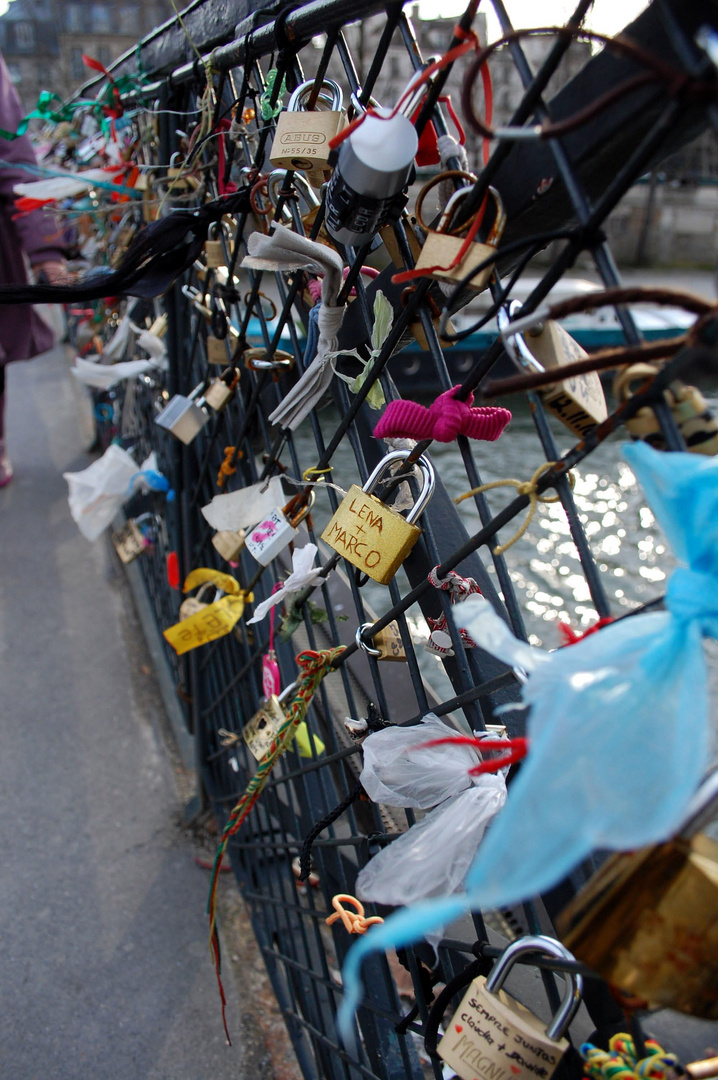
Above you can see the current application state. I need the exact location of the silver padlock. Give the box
[245,492,315,567]
[270,79,346,188]
[486,936,583,1041]
[439,935,583,1080]
[155,382,210,444]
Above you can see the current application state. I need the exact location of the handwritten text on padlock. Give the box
[322,493,384,571]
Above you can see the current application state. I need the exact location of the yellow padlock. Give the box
[413,182,505,293]
[321,450,435,585]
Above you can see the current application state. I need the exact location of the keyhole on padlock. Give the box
[258,718,267,730]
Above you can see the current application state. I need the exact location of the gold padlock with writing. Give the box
[112,519,149,564]
[499,302,607,437]
[439,936,582,1080]
[614,363,718,455]
[321,450,435,585]
[270,79,346,189]
[413,180,505,293]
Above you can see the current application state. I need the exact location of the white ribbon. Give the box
[241,223,345,430]
[248,543,325,623]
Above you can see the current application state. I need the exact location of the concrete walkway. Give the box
[0,347,264,1079]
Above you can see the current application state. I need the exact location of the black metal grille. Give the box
[72,0,718,1075]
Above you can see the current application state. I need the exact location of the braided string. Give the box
[207,645,345,1042]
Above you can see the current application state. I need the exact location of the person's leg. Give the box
[0,365,12,487]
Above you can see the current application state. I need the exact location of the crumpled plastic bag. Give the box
[64,445,162,540]
[356,779,506,907]
[360,714,481,809]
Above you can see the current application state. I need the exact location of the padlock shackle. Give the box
[485,934,583,1042]
[287,78,343,113]
[498,302,546,376]
[355,622,382,657]
[266,169,321,212]
[362,449,436,526]
[283,488,316,528]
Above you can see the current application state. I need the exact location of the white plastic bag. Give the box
[359,714,480,809]
[356,778,506,907]
[63,445,157,541]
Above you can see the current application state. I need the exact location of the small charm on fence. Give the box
[325,895,384,935]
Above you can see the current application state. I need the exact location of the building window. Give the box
[15,22,35,52]
[71,47,85,80]
[118,4,138,34]
[92,4,112,33]
[97,44,112,67]
[7,63,22,84]
[65,4,83,32]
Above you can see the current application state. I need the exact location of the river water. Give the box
[292,389,718,721]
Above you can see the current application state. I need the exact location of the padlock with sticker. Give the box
[246,492,315,567]
[204,367,240,411]
[439,936,583,1080]
[414,182,505,293]
[111,514,157,564]
[154,382,210,444]
[270,79,346,188]
[499,302,607,438]
[211,529,246,564]
[321,450,435,585]
[614,363,718,456]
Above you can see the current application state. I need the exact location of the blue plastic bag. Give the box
[336,442,718,1039]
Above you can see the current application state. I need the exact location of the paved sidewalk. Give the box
[0,347,264,1079]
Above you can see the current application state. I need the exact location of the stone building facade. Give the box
[0,0,170,108]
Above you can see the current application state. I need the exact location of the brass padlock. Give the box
[212,529,245,563]
[206,335,231,365]
[558,772,718,1018]
[178,582,218,621]
[380,211,424,269]
[413,185,505,293]
[112,518,150,564]
[499,302,607,437]
[270,79,346,189]
[355,620,406,662]
[204,222,227,268]
[439,936,582,1080]
[204,367,239,411]
[614,364,718,455]
[321,450,436,585]
[243,681,297,760]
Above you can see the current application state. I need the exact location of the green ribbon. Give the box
[259,68,287,121]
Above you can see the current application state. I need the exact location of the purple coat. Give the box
[0,51,65,364]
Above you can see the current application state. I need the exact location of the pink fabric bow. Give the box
[373,386,511,443]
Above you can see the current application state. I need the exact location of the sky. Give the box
[0,0,649,33]
[419,0,648,39]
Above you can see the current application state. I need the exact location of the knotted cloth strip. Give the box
[241,223,345,430]
[373,385,511,443]
[207,645,345,1042]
